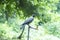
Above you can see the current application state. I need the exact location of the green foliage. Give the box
[0,0,60,40]
[44,22,60,38]
[40,34,60,40]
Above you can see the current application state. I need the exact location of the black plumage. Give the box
[18,14,35,39]
[22,14,35,25]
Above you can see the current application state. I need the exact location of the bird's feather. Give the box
[22,17,34,25]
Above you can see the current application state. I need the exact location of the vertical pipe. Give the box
[27,25,30,40]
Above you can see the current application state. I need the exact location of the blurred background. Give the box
[0,0,60,40]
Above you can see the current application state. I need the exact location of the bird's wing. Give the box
[22,17,34,25]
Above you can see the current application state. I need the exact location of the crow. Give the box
[22,14,35,25]
[18,14,35,39]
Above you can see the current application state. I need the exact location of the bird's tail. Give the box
[20,24,25,29]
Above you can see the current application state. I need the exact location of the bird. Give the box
[22,14,35,25]
[18,14,35,39]
[20,14,35,29]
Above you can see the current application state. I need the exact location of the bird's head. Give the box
[32,14,35,17]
